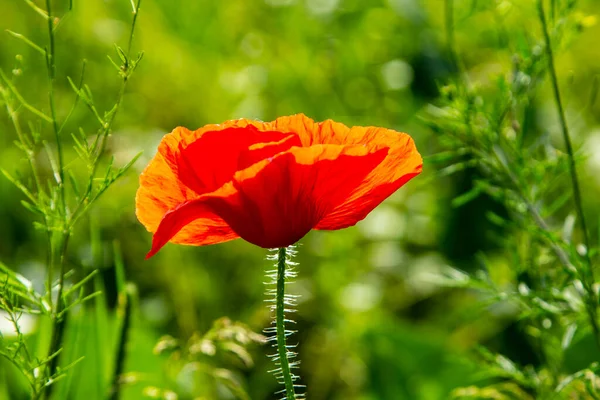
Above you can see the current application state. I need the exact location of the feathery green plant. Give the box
[149,317,266,399]
[425,0,600,398]
[0,0,142,398]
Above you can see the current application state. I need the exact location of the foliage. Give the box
[422,0,600,398]
[1,0,600,399]
[148,317,266,400]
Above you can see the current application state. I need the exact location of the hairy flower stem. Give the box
[538,0,600,349]
[276,247,296,400]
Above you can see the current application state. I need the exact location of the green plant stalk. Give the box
[41,0,143,387]
[538,0,593,275]
[445,0,457,69]
[277,247,296,400]
[0,89,53,314]
[40,0,73,396]
[493,141,600,351]
[45,0,66,216]
[126,0,141,55]
[1,92,43,193]
[109,287,133,400]
[538,0,600,349]
[68,0,142,228]
[42,233,70,400]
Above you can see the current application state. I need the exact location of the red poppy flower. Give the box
[136,114,422,258]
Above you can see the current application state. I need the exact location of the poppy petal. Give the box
[144,195,238,259]
[258,114,423,230]
[174,126,294,194]
[264,113,350,146]
[135,128,205,230]
[147,145,388,256]
[137,124,304,250]
[316,129,422,229]
[135,134,240,247]
[238,134,302,171]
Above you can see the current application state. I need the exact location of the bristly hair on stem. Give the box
[264,246,305,400]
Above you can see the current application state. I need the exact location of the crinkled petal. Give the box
[238,134,301,171]
[258,114,350,146]
[174,126,295,194]
[136,124,302,249]
[147,145,388,256]
[135,143,239,247]
[255,114,423,229]
[139,115,422,255]
[146,191,239,258]
[316,127,422,229]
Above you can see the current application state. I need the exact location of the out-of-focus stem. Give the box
[42,0,73,397]
[538,0,600,349]
[42,233,70,400]
[538,0,593,277]
[68,0,142,228]
[109,286,134,400]
[45,0,66,216]
[445,0,457,69]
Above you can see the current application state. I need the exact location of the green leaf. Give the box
[6,30,45,55]
[452,186,483,208]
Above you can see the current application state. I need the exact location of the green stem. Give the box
[538,0,600,349]
[538,0,593,274]
[276,247,296,400]
[41,3,73,396]
[109,287,133,400]
[42,232,70,400]
[45,0,66,217]
[126,0,141,55]
[445,0,457,69]
[68,0,142,228]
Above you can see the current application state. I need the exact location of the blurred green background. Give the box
[1,0,600,399]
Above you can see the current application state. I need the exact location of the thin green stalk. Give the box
[45,0,66,217]
[22,0,49,19]
[444,0,470,87]
[538,0,600,347]
[68,0,142,227]
[40,1,73,397]
[1,86,44,199]
[109,287,133,400]
[445,0,457,70]
[538,0,593,275]
[58,60,86,135]
[493,141,600,350]
[43,232,70,400]
[276,247,296,400]
[2,97,55,314]
[45,229,54,312]
[126,0,141,55]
